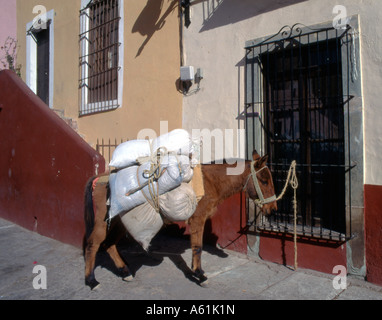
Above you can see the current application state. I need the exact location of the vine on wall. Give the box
[0,36,21,77]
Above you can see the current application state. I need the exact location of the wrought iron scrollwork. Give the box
[246,22,351,49]
[280,23,304,40]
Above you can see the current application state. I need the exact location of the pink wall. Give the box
[0,0,17,68]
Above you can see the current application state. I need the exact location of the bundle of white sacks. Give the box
[108,129,198,250]
[109,128,192,169]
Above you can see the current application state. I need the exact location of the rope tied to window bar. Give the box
[290,162,299,271]
[257,161,299,270]
[280,160,298,270]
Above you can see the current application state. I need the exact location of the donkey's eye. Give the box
[260,180,268,185]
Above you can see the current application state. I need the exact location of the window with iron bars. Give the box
[245,22,362,241]
[79,0,122,116]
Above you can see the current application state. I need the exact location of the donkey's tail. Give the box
[84,176,97,240]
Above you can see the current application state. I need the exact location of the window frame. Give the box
[244,18,364,242]
[79,0,124,116]
[26,9,55,109]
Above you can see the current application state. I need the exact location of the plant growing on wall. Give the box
[0,36,21,77]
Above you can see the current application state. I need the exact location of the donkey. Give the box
[83,150,277,289]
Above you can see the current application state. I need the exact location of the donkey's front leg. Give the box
[106,245,133,282]
[84,230,104,290]
[103,217,134,282]
[189,223,208,285]
[188,203,216,286]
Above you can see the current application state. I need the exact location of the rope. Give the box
[137,147,167,212]
[275,161,298,271]
[254,160,299,270]
[135,146,184,213]
[290,162,298,271]
[275,160,297,202]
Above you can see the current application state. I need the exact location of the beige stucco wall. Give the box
[80,0,182,147]
[182,0,381,186]
[17,0,80,115]
[17,0,183,151]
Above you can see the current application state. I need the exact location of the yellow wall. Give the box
[17,0,182,149]
[17,0,80,117]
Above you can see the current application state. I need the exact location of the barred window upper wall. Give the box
[79,0,123,116]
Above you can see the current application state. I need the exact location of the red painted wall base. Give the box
[259,232,347,274]
[208,193,247,254]
[365,184,382,286]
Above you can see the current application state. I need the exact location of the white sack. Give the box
[152,129,192,156]
[158,154,193,183]
[109,129,193,169]
[159,183,197,222]
[119,184,197,251]
[109,139,151,168]
[120,202,163,251]
[108,155,193,218]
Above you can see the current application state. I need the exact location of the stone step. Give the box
[52,108,85,140]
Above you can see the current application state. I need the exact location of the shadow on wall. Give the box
[199,0,308,32]
[132,0,179,57]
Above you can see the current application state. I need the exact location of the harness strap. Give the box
[245,162,277,207]
[92,177,100,192]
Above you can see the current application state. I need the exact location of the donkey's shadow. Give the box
[93,224,228,285]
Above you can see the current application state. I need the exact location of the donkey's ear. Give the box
[252,150,261,161]
[260,154,269,166]
[255,154,269,168]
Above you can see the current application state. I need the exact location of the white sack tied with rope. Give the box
[159,182,197,222]
[119,202,163,251]
[109,129,193,169]
[108,154,193,219]
[119,183,197,250]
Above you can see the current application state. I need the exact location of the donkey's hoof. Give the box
[123,274,134,282]
[86,278,100,291]
[119,267,134,282]
[200,279,209,287]
[198,275,209,287]
[91,282,100,290]
[193,270,208,287]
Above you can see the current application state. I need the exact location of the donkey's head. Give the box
[244,150,277,215]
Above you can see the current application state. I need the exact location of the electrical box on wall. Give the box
[180,66,195,81]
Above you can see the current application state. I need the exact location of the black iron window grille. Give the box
[79,0,121,116]
[245,23,359,241]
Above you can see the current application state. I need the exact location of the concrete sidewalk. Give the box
[0,217,381,301]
